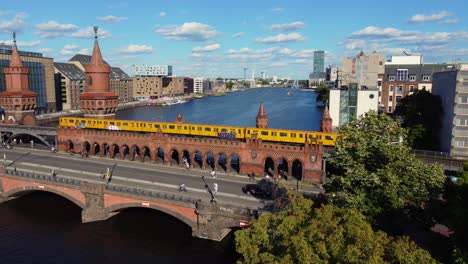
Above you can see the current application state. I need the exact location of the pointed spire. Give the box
[9,32,23,67]
[257,102,266,117]
[90,26,106,66]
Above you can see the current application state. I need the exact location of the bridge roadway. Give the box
[0,147,279,209]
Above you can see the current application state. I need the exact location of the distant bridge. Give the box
[0,124,57,148]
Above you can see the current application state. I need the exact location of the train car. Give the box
[245,127,308,144]
[305,131,340,146]
[189,124,245,140]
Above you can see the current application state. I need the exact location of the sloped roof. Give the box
[54,62,85,80]
[110,67,130,80]
[69,54,109,66]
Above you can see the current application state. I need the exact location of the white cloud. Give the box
[0,12,28,33]
[271,7,284,13]
[60,44,79,55]
[191,53,203,58]
[443,18,460,25]
[255,32,305,43]
[97,15,128,23]
[269,22,304,32]
[155,22,219,41]
[35,20,79,38]
[232,32,244,38]
[38,48,52,55]
[0,39,40,47]
[409,11,451,24]
[159,12,166,17]
[192,43,220,52]
[70,27,111,38]
[117,44,153,54]
[78,48,91,55]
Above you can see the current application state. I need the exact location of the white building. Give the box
[194,77,204,94]
[133,65,173,76]
[329,83,379,128]
[385,55,423,65]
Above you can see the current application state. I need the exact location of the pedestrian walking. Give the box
[178,184,187,192]
[210,170,216,179]
[19,139,23,144]
[213,183,218,196]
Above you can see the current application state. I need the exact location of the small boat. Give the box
[287,91,292,96]
[162,99,188,106]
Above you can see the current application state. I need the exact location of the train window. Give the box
[198,127,202,131]
[299,134,303,138]
[104,122,108,126]
[325,136,334,140]
[272,132,277,136]
[192,126,195,130]
[147,124,152,128]
[261,131,268,136]
[280,132,287,137]
[69,119,74,123]
[184,126,187,130]
[204,127,211,132]
[170,125,175,129]
[221,128,227,132]
[238,129,241,134]
[80,120,85,123]
[247,130,250,134]
[110,122,115,125]
[123,123,128,126]
[214,128,218,132]
[291,133,296,138]
[93,121,96,124]
[117,122,121,126]
[155,124,160,128]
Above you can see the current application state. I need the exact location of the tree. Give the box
[393,89,443,150]
[325,111,446,219]
[226,80,234,89]
[235,189,436,264]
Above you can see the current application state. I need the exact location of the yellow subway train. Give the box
[59,117,340,146]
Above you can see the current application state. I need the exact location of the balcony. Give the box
[454,129,468,137]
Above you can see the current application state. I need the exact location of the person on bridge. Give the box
[51,169,56,177]
[210,170,216,179]
[178,184,187,192]
[213,183,218,196]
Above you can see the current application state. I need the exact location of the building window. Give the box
[389,86,394,92]
[397,69,408,81]
[461,96,468,104]
[409,75,416,81]
[377,81,382,86]
[396,96,402,103]
[388,106,392,112]
[422,75,430,81]
[396,86,403,94]
[389,96,393,102]
[457,139,468,148]
[409,85,415,92]
[379,61,383,66]
[459,118,468,126]
[388,75,395,81]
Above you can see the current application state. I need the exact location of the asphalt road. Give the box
[0,146,268,208]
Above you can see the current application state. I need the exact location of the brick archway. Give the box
[2,187,86,209]
[105,203,197,228]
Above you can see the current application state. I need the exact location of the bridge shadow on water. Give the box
[0,192,237,264]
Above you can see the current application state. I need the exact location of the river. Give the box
[0,88,322,264]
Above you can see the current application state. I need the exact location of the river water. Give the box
[0,88,322,264]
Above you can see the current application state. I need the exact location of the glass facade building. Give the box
[339,83,358,126]
[0,60,47,109]
[313,51,325,73]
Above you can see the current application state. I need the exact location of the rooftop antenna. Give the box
[403,51,411,56]
[12,32,16,45]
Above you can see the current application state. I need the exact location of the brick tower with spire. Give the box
[320,105,332,132]
[0,32,37,126]
[256,102,268,128]
[79,26,118,118]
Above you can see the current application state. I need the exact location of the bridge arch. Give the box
[2,187,85,209]
[111,143,119,159]
[264,156,275,176]
[6,133,53,148]
[217,152,227,172]
[292,159,303,181]
[193,150,203,169]
[230,153,240,174]
[170,149,179,165]
[278,157,289,179]
[105,203,196,229]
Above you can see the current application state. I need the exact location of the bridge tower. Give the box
[0,33,37,126]
[320,105,332,132]
[79,26,118,118]
[256,102,268,128]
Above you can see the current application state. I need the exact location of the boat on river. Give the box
[162,99,188,106]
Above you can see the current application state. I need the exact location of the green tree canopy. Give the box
[393,89,443,150]
[235,189,437,264]
[325,111,446,219]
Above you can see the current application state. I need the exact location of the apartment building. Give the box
[340,51,385,88]
[381,55,454,113]
[432,65,468,159]
[132,76,185,100]
[54,62,85,111]
[133,65,172,76]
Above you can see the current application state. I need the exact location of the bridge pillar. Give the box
[226,159,231,174]
[80,182,113,223]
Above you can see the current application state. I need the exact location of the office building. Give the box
[432,64,468,159]
[132,76,185,100]
[0,44,55,111]
[133,65,172,76]
[313,50,325,73]
[329,83,378,128]
[54,62,85,111]
[381,55,455,113]
[340,51,385,88]
[194,77,204,94]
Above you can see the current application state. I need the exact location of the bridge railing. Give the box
[412,149,451,159]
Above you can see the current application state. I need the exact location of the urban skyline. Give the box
[0,0,467,79]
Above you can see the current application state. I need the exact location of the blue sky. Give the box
[0,0,467,79]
